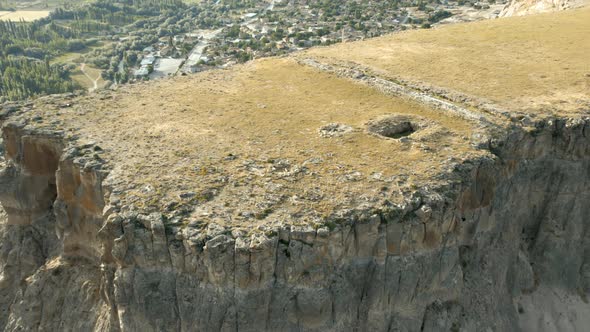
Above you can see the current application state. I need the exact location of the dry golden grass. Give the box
[32,58,487,225]
[0,10,50,21]
[306,7,590,115]
[26,8,590,227]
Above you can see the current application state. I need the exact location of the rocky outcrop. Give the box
[0,122,113,331]
[0,115,588,331]
[499,0,580,16]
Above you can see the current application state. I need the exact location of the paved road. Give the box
[178,0,279,74]
[178,29,223,74]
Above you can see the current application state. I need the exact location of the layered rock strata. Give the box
[0,111,588,331]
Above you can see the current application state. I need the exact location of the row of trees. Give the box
[0,18,95,58]
[1,0,189,100]
[0,57,78,101]
[0,18,86,100]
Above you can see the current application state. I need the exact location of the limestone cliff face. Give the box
[499,0,579,16]
[0,117,588,331]
[0,124,114,331]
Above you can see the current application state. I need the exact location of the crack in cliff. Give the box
[173,275,182,331]
[232,240,238,332]
[265,236,281,330]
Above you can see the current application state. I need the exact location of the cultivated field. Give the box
[0,10,50,21]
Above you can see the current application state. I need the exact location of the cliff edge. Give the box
[0,7,589,332]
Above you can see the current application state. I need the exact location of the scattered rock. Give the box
[318,123,353,137]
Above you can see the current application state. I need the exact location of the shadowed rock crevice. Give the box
[0,126,63,329]
[0,123,113,331]
[0,125,63,226]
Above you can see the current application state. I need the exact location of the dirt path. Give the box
[80,63,99,92]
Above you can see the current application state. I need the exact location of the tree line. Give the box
[0,57,78,101]
[0,0,186,101]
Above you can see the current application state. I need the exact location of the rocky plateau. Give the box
[0,5,589,332]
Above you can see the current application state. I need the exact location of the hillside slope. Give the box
[0,7,589,332]
[305,6,590,116]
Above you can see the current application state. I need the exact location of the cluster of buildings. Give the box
[128,0,482,80]
[133,34,202,78]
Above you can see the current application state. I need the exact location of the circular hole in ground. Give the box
[367,116,419,139]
